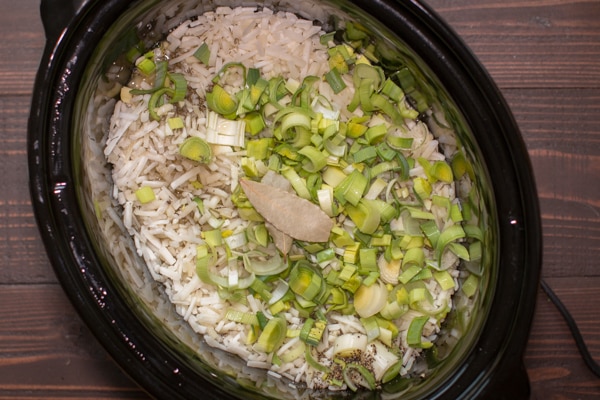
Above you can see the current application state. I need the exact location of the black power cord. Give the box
[540,279,600,378]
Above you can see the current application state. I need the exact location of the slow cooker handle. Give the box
[40,0,90,44]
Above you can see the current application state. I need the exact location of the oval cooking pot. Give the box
[28,0,542,399]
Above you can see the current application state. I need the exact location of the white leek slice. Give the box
[224,231,247,250]
[268,279,290,305]
[206,111,246,148]
[368,341,400,381]
[378,254,401,285]
[317,187,335,217]
[354,280,387,318]
[333,333,368,357]
[242,247,287,276]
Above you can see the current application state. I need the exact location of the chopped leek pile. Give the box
[119,17,484,392]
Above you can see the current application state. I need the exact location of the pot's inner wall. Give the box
[72,0,497,398]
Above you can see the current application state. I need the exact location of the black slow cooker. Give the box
[28,0,542,398]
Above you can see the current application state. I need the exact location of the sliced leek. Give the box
[254,317,287,353]
[157,18,489,389]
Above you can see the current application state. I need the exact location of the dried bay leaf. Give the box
[265,222,293,255]
[260,172,293,254]
[239,179,333,243]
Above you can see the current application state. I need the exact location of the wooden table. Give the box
[1,0,599,398]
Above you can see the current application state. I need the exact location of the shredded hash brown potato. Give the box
[102,6,479,392]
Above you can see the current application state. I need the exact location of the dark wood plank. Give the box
[525,277,600,399]
[0,95,56,284]
[0,0,45,95]
[505,88,600,154]
[503,88,600,278]
[427,0,600,89]
[0,284,148,399]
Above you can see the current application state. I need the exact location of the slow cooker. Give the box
[28,0,542,398]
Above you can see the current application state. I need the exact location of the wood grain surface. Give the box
[1,0,598,399]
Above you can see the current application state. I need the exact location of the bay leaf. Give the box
[265,222,293,255]
[261,171,294,254]
[239,179,333,243]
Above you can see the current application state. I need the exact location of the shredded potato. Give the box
[102,6,476,392]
